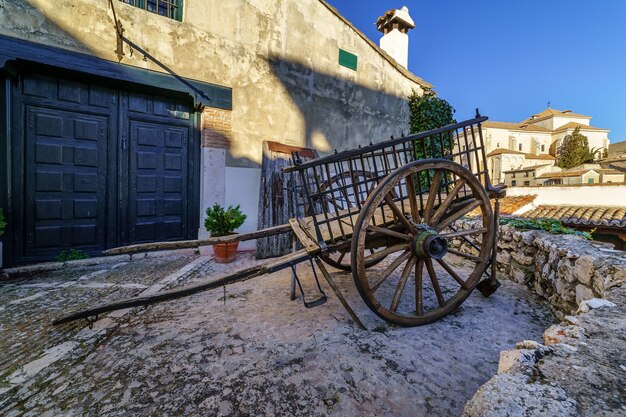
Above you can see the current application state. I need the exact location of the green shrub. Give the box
[204,204,247,237]
[56,249,90,262]
[499,217,592,240]
[0,208,6,237]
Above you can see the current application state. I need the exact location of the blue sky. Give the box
[326,1,626,143]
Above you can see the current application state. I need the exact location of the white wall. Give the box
[224,167,262,250]
[551,116,590,129]
[506,185,626,210]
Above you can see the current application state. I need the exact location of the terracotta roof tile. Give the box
[536,169,593,179]
[502,164,552,173]
[521,205,626,228]
[521,108,591,124]
[482,121,550,132]
[524,153,555,160]
[468,195,536,217]
[486,148,525,157]
[553,122,608,132]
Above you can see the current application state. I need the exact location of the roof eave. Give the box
[318,0,432,89]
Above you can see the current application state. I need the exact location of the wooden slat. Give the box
[289,218,321,254]
[103,223,293,255]
[257,141,318,259]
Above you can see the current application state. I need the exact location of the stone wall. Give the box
[453,221,626,318]
[460,222,626,416]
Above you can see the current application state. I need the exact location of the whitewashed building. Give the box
[481,108,611,185]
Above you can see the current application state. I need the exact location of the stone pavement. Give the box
[0,252,554,416]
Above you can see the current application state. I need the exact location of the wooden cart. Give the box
[54,113,506,328]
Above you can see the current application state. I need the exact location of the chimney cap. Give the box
[376,6,415,34]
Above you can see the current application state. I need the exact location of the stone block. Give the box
[496,251,511,265]
[511,251,534,266]
[575,284,594,305]
[557,259,575,283]
[555,277,568,295]
[497,349,536,374]
[511,267,526,284]
[544,325,567,345]
[573,255,594,285]
[580,298,616,310]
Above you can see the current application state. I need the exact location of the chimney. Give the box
[376,6,415,68]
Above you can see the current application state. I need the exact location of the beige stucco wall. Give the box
[550,115,590,129]
[601,173,625,183]
[552,129,609,158]
[0,0,426,168]
[609,141,626,157]
[488,153,525,184]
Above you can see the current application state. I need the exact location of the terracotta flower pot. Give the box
[213,240,239,263]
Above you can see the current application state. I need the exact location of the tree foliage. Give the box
[408,88,456,135]
[557,127,597,168]
[408,88,456,160]
[408,89,456,189]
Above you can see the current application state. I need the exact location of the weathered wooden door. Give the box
[120,92,195,245]
[10,73,199,264]
[256,141,318,258]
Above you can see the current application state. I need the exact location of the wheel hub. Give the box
[411,227,448,260]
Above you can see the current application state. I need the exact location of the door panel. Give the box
[24,106,108,257]
[122,95,193,243]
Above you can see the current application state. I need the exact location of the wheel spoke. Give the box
[371,250,412,293]
[435,199,482,232]
[447,248,482,263]
[415,259,424,316]
[423,170,442,224]
[405,173,421,223]
[425,258,446,307]
[364,242,410,265]
[439,227,488,239]
[384,195,417,233]
[367,224,412,241]
[436,258,469,290]
[336,250,347,264]
[430,179,466,225]
[390,255,417,312]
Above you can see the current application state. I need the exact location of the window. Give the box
[518,143,523,151]
[338,49,358,71]
[523,181,530,186]
[524,172,529,177]
[541,144,545,152]
[511,180,517,186]
[120,0,183,21]
[511,173,516,178]
[497,143,500,148]
[588,178,594,184]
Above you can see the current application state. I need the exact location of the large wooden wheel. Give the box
[351,159,495,326]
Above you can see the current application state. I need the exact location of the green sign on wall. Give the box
[338,49,358,71]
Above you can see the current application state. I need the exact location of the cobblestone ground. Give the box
[0,252,553,416]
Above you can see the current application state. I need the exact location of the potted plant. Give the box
[0,208,6,269]
[204,203,247,263]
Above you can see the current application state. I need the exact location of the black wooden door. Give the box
[120,92,193,244]
[11,74,198,264]
[16,75,117,263]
